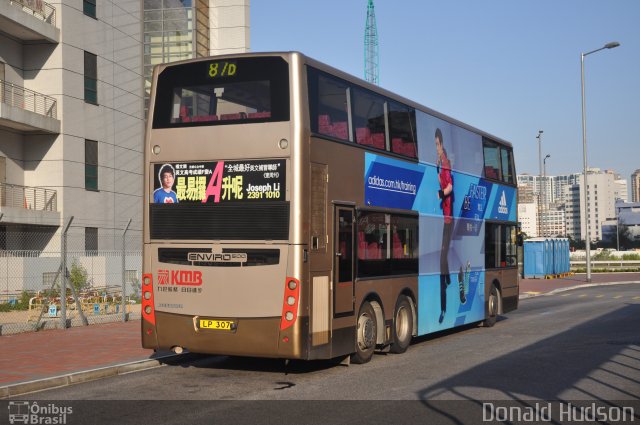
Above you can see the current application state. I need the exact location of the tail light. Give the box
[280,277,300,330]
[142,273,155,325]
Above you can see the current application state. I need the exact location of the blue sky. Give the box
[251,1,640,188]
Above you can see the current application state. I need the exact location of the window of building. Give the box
[125,270,138,285]
[84,52,98,104]
[85,139,98,191]
[0,225,6,251]
[85,227,98,255]
[485,222,517,269]
[357,211,418,278]
[83,0,96,18]
[42,272,59,290]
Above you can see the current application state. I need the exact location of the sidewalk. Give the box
[519,272,640,297]
[0,320,179,398]
[2,273,639,398]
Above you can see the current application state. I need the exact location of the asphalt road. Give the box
[10,284,640,423]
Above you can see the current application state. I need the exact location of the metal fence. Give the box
[6,0,57,26]
[0,182,57,211]
[0,224,142,335]
[0,80,57,119]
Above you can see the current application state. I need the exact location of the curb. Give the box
[519,280,640,300]
[0,353,181,399]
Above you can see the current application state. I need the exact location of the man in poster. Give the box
[154,164,179,203]
[435,128,453,323]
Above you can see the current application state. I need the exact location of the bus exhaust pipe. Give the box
[172,346,184,354]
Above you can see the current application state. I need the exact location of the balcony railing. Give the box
[6,0,56,26]
[0,80,57,119]
[0,182,57,212]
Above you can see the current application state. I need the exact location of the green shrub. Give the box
[622,253,640,261]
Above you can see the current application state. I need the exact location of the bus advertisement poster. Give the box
[152,159,286,204]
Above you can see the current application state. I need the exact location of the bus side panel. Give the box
[354,276,419,339]
[493,268,519,313]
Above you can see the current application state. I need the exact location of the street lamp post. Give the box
[581,41,620,283]
[543,154,550,237]
[536,130,543,238]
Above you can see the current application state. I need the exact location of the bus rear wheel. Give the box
[482,284,500,327]
[350,301,377,364]
[390,295,413,354]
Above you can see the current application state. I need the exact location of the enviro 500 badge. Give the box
[153,159,285,204]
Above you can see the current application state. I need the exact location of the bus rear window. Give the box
[152,57,290,128]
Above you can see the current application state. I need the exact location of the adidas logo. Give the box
[498,191,508,214]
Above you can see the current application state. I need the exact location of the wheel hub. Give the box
[358,315,375,349]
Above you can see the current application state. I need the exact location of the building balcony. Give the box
[0,182,59,226]
[0,80,60,134]
[0,0,59,43]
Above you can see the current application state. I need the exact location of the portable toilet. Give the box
[552,238,562,275]
[523,238,546,278]
[562,238,570,273]
[544,238,553,276]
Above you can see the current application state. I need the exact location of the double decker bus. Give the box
[142,52,519,363]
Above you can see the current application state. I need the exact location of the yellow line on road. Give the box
[561,293,572,297]
[578,294,587,298]
[614,295,623,299]
[595,295,604,298]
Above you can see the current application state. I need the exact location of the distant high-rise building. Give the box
[518,168,627,242]
[631,169,640,203]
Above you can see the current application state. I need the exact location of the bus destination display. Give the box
[152,159,285,204]
[208,61,237,78]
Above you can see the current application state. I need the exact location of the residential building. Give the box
[1,0,143,251]
[541,208,566,238]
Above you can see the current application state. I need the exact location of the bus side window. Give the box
[500,146,515,184]
[309,70,351,142]
[482,139,502,181]
[388,100,417,159]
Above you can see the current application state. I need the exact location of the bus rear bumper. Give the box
[143,311,307,359]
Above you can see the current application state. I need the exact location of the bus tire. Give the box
[350,301,377,364]
[390,295,413,354]
[482,284,500,328]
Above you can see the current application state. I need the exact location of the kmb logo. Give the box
[158,269,203,286]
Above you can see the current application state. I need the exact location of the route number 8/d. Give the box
[209,62,237,78]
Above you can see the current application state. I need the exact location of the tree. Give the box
[69,260,90,294]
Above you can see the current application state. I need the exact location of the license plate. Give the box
[199,319,235,331]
